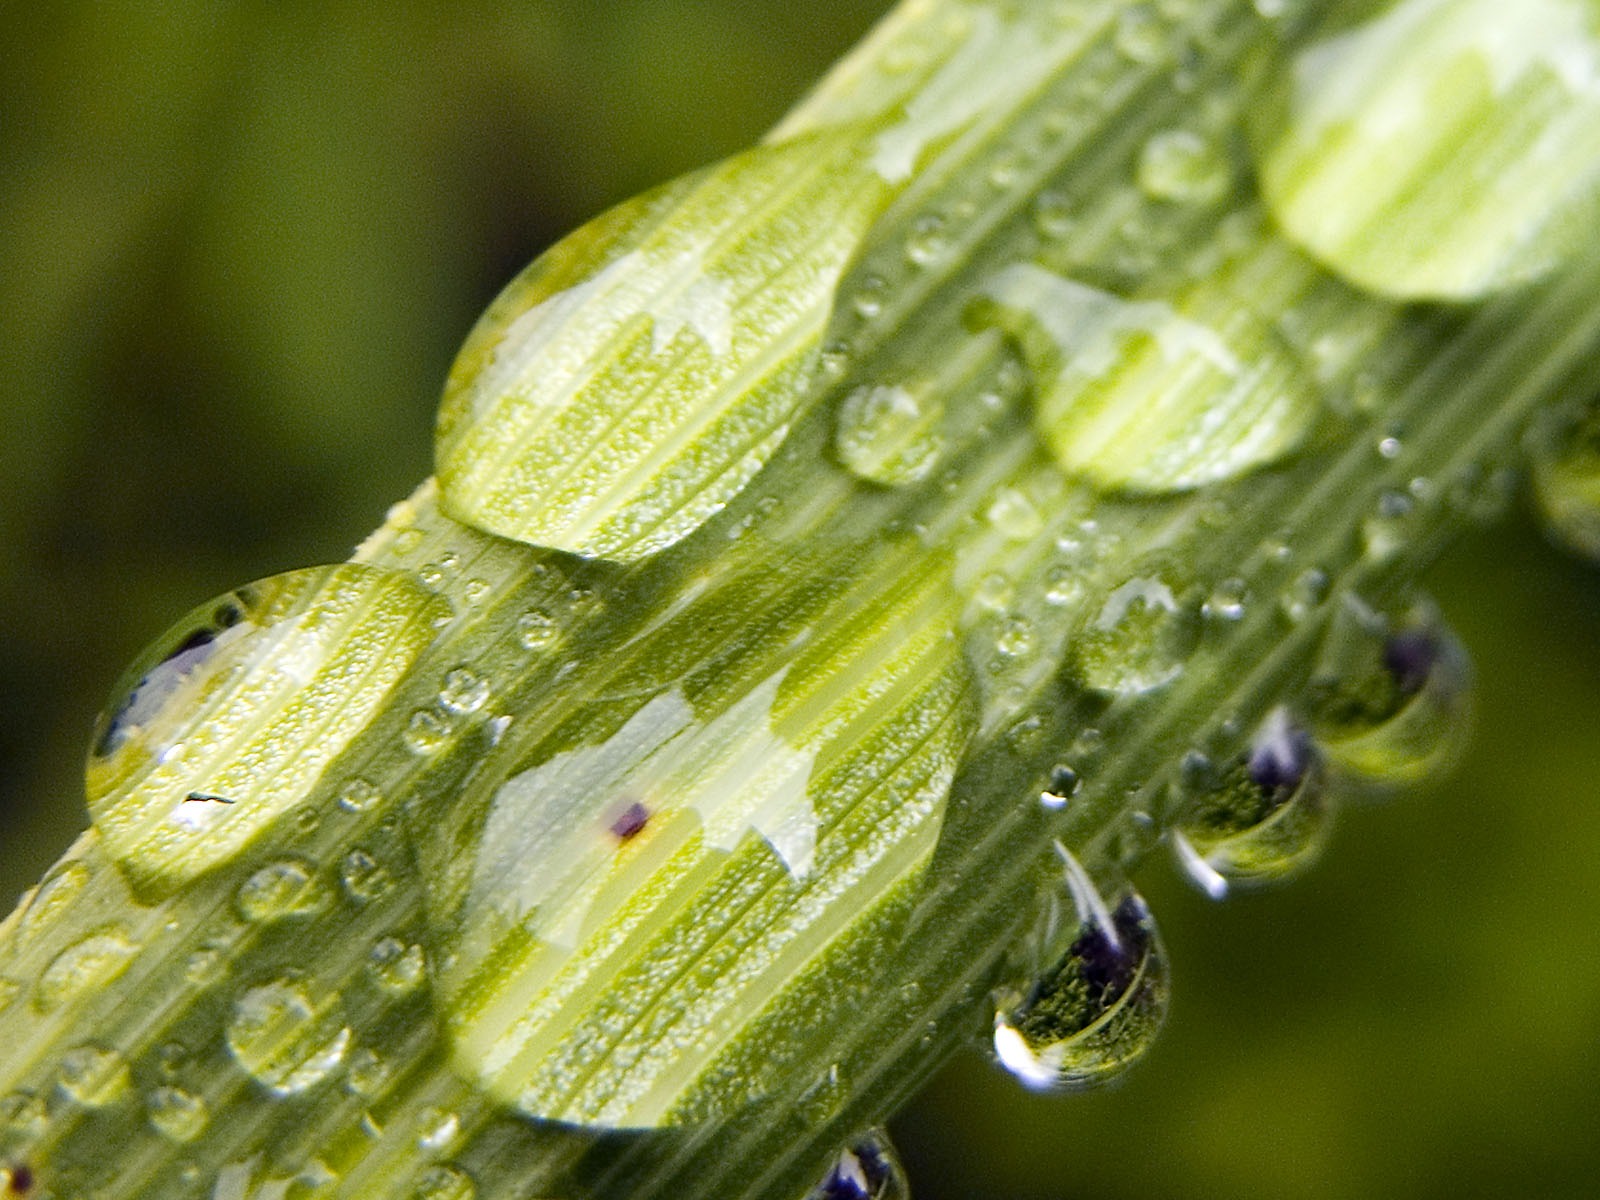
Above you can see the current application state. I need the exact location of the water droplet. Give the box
[1172,707,1330,896]
[404,709,453,756]
[835,382,944,486]
[235,860,329,923]
[461,578,491,607]
[416,1108,461,1154]
[1280,567,1329,624]
[1361,489,1415,562]
[995,616,1036,658]
[1114,6,1167,63]
[368,938,427,995]
[15,862,89,945]
[992,844,1168,1090]
[1310,601,1473,788]
[0,1092,47,1141]
[905,214,951,267]
[986,487,1044,541]
[56,1044,131,1106]
[1137,129,1232,204]
[146,1086,209,1142]
[413,1164,475,1200]
[85,566,451,895]
[807,1129,909,1200]
[1203,577,1249,622]
[225,980,351,1096]
[439,668,490,715]
[851,274,889,320]
[1032,190,1076,239]
[340,850,393,904]
[345,1047,390,1099]
[515,610,560,652]
[393,529,424,556]
[35,928,136,1012]
[337,778,381,814]
[1040,764,1081,810]
[1071,576,1198,696]
[974,572,1015,612]
[1532,408,1600,561]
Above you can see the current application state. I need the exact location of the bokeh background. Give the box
[3,4,1598,1198]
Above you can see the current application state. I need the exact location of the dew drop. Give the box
[807,1129,909,1200]
[461,578,491,607]
[515,610,560,652]
[1280,567,1329,624]
[1032,190,1076,239]
[225,980,350,1097]
[439,668,490,715]
[345,1048,390,1099]
[56,1044,131,1107]
[986,487,1044,541]
[1361,489,1415,562]
[835,382,944,486]
[1071,576,1197,696]
[337,778,381,815]
[905,214,952,267]
[416,1107,462,1154]
[413,1164,475,1200]
[1172,707,1330,896]
[991,844,1168,1090]
[1137,129,1232,205]
[851,275,889,320]
[404,709,453,756]
[15,862,89,944]
[340,850,393,904]
[35,928,136,1012]
[368,938,427,995]
[1203,577,1249,622]
[235,860,329,923]
[146,1086,209,1142]
[1040,764,1081,810]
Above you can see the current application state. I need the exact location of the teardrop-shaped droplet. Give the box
[225,980,351,1097]
[1171,707,1332,898]
[434,129,893,563]
[1258,0,1600,299]
[1308,599,1473,790]
[1070,575,1199,696]
[1532,407,1600,562]
[86,565,451,897]
[807,1129,909,1200]
[991,844,1169,1091]
[971,257,1319,494]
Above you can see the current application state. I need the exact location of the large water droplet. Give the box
[1171,707,1331,897]
[225,980,351,1097]
[1070,576,1198,696]
[835,382,945,485]
[86,565,451,896]
[807,1129,909,1200]
[14,861,89,945]
[991,844,1169,1090]
[1309,600,1473,790]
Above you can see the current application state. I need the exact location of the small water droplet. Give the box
[461,578,491,607]
[404,709,452,756]
[337,778,381,814]
[146,1086,209,1142]
[1137,129,1231,204]
[987,487,1044,541]
[995,616,1035,658]
[35,928,136,1012]
[15,862,89,945]
[345,1047,390,1099]
[413,1164,475,1200]
[225,980,350,1097]
[340,850,393,904]
[974,572,1015,612]
[1040,764,1081,810]
[393,529,424,556]
[515,610,560,652]
[368,939,427,995]
[1377,435,1403,460]
[56,1044,131,1107]
[0,1092,47,1140]
[851,275,889,320]
[1072,577,1197,695]
[1280,567,1329,623]
[439,668,490,715]
[991,844,1168,1090]
[905,213,951,267]
[416,1108,462,1154]
[1043,565,1083,607]
[1203,577,1249,622]
[807,1129,909,1200]
[835,382,944,486]
[1032,190,1076,239]
[235,860,329,923]
[1114,6,1167,62]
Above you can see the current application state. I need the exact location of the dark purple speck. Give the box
[609,801,650,841]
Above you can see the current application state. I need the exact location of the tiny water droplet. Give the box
[226,980,350,1097]
[851,275,889,320]
[413,1164,475,1200]
[439,668,490,715]
[368,938,427,995]
[1137,129,1231,204]
[992,845,1168,1091]
[807,1129,909,1200]
[974,572,1015,612]
[56,1044,131,1107]
[345,1047,390,1099]
[995,616,1036,658]
[16,862,89,945]
[35,928,136,1012]
[461,578,491,607]
[1377,435,1403,460]
[146,1086,209,1142]
[236,860,329,923]
[1040,764,1081,810]
[340,850,393,904]
[337,778,381,814]
[393,529,424,556]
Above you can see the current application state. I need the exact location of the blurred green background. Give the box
[2,4,1598,1198]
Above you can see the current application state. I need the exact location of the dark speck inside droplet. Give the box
[1383,629,1438,696]
[609,801,650,841]
[1070,894,1146,1005]
[817,1141,891,1200]
[1248,716,1313,797]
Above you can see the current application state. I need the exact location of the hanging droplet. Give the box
[806,1129,909,1200]
[971,260,1319,494]
[1257,0,1600,298]
[1307,598,1473,791]
[1532,407,1600,562]
[85,565,451,897]
[225,980,351,1097]
[991,844,1169,1090]
[1070,575,1199,696]
[1171,707,1331,897]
